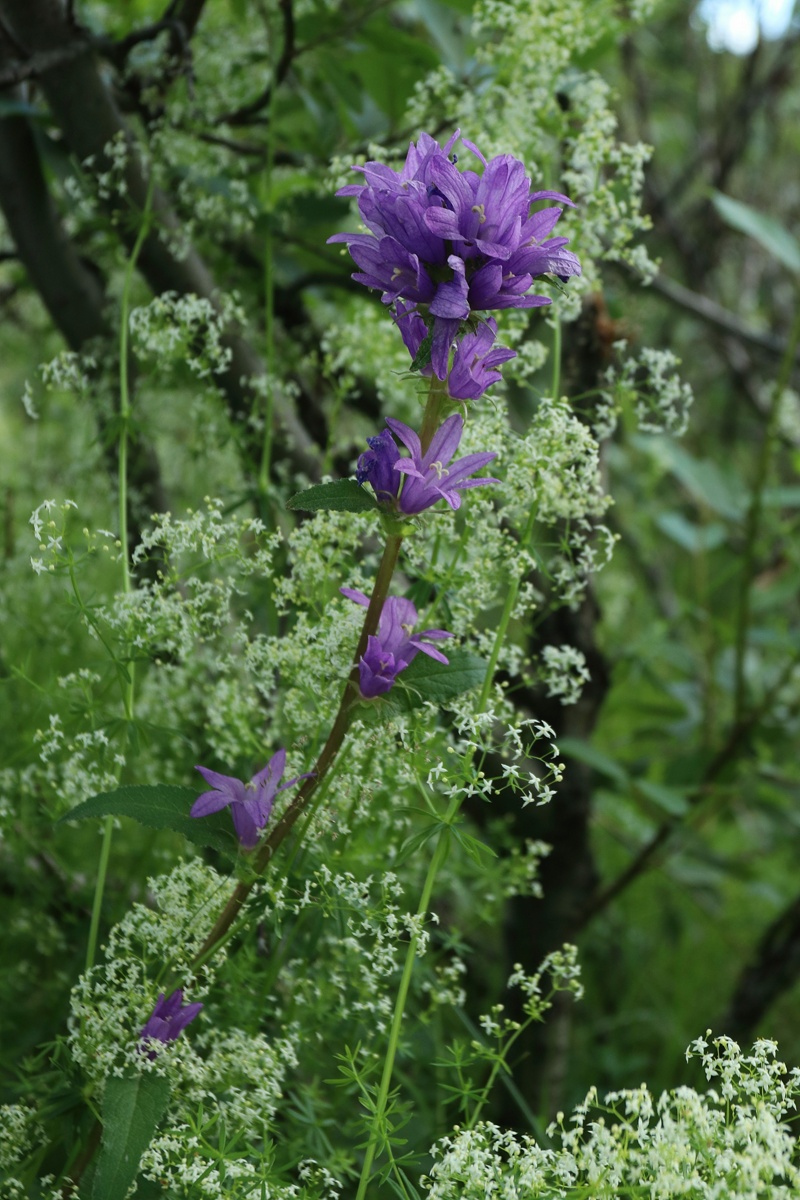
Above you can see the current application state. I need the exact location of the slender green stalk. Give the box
[551,314,562,401]
[354,497,539,1195]
[258,46,277,495]
[355,822,452,1200]
[418,375,449,452]
[84,815,115,973]
[733,300,800,721]
[85,175,153,973]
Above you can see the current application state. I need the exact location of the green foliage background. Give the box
[1,0,800,1194]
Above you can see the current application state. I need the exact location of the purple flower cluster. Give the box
[189,135,578,904]
[341,588,452,698]
[329,130,580,387]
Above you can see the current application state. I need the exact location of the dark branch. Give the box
[722,892,800,1037]
[216,0,295,127]
[0,37,88,87]
[614,265,800,365]
[0,0,319,478]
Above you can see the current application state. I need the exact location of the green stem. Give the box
[733,300,800,721]
[258,60,277,495]
[551,314,562,401]
[417,375,449,452]
[85,174,153,973]
[355,822,452,1200]
[190,533,404,966]
[355,498,539,1192]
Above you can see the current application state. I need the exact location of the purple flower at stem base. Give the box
[139,989,202,1058]
[190,750,312,850]
[341,588,453,698]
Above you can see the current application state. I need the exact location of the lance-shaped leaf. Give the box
[287,480,380,513]
[92,1073,171,1200]
[711,191,800,275]
[59,784,238,857]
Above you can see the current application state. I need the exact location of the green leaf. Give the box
[763,486,800,508]
[635,436,745,520]
[451,827,497,866]
[557,736,630,788]
[410,331,433,372]
[711,191,800,275]
[394,823,440,866]
[655,512,728,553]
[287,480,379,513]
[58,785,238,857]
[633,779,690,818]
[92,1073,171,1200]
[389,650,488,712]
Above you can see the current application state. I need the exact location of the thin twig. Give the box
[579,650,800,927]
[620,266,800,364]
[0,39,89,87]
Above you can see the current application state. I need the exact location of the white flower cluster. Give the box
[39,350,96,396]
[425,1035,800,1199]
[140,1028,300,1198]
[272,866,425,1032]
[0,1102,42,1199]
[422,955,468,1011]
[129,290,245,381]
[603,345,695,436]
[502,400,609,526]
[68,860,234,1082]
[32,713,123,813]
[759,382,800,447]
[477,946,583,1040]
[29,498,79,576]
[539,642,591,705]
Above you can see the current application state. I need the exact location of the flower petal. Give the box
[191,788,235,818]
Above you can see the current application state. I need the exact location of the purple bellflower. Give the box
[356,427,402,505]
[388,413,498,514]
[341,588,453,698]
[329,130,580,378]
[356,414,499,512]
[139,989,202,1058]
[191,750,312,850]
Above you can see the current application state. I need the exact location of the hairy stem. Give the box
[193,369,449,965]
[418,374,449,452]
[192,529,404,964]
